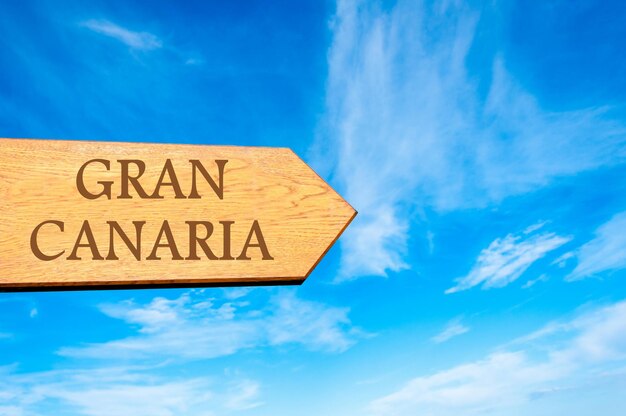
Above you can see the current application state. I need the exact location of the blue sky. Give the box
[2,0,626,414]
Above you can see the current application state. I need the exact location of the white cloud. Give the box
[315,0,626,280]
[39,379,211,416]
[0,366,260,416]
[446,224,570,293]
[59,290,362,361]
[568,211,626,280]
[370,351,561,415]
[264,289,361,352]
[1,290,358,414]
[521,274,548,289]
[370,300,626,416]
[223,379,263,411]
[552,251,575,268]
[81,19,162,50]
[222,287,253,300]
[184,57,204,66]
[431,317,470,344]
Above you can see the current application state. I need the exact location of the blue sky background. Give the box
[2,0,626,414]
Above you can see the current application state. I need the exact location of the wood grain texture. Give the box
[0,138,356,291]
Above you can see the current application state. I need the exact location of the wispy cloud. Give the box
[553,251,575,268]
[431,317,470,344]
[0,290,360,415]
[81,19,162,50]
[184,57,204,66]
[568,211,626,280]
[370,300,626,415]
[0,366,260,416]
[316,0,626,280]
[59,290,363,361]
[223,379,263,411]
[521,273,549,289]
[446,224,570,294]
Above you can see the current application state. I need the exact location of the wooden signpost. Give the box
[0,138,356,291]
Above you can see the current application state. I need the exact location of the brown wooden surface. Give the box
[0,138,356,291]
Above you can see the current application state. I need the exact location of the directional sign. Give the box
[0,138,356,291]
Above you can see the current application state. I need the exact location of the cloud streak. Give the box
[81,19,162,50]
[59,290,363,361]
[446,223,570,293]
[370,299,626,416]
[0,366,260,416]
[317,0,626,280]
[1,289,362,415]
[568,211,626,280]
[431,317,470,344]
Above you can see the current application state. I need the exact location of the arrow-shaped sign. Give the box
[0,138,356,291]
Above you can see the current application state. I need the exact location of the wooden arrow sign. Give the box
[0,138,356,291]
